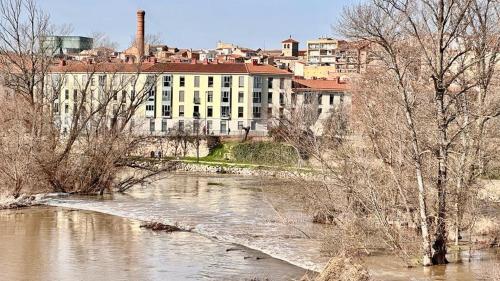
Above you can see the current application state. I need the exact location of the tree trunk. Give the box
[433,87,449,265]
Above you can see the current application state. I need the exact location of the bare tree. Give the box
[0,0,169,197]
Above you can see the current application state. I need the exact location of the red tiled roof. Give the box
[50,61,149,73]
[244,63,292,75]
[282,38,299,43]
[293,78,350,91]
[50,61,292,75]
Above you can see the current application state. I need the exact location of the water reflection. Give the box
[41,172,499,280]
[0,207,306,281]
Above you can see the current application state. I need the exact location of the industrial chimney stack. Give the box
[136,10,145,59]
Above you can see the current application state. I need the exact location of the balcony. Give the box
[193,112,200,119]
[221,113,231,120]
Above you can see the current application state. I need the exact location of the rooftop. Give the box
[282,38,299,44]
[50,60,292,75]
[293,78,349,91]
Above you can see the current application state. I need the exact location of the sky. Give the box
[39,0,361,51]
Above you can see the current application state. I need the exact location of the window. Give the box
[267,92,273,103]
[65,103,69,113]
[193,120,200,133]
[193,106,200,118]
[267,107,272,117]
[238,106,244,118]
[238,121,244,130]
[207,91,213,102]
[208,76,214,87]
[73,89,78,100]
[206,120,212,133]
[113,91,118,101]
[318,94,322,105]
[223,76,231,87]
[121,90,127,101]
[238,76,244,87]
[146,104,154,111]
[330,94,334,105]
[304,92,313,104]
[221,106,230,118]
[318,108,323,116]
[222,91,230,103]
[238,92,244,103]
[194,91,200,103]
[251,121,256,130]
[149,119,155,132]
[161,119,167,132]
[179,90,185,102]
[253,92,261,103]
[280,93,285,105]
[65,89,69,100]
[279,78,285,89]
[162,90,171,101]
[267,77,273,89]
[98,75,106,86]
[179,120,184,131]
[253,76,262,88]
[194,76,200,87]
[207,106,213,117]
[90,77,95,86]
[131,90,136,101]
[163,75,171,87]
[252,106,261,118]
[220,121,227,133]
[162,105,171,117]
[54,102,59,114]
[340,94,344,104]
[179,76,185,87]
[179,105,184,117]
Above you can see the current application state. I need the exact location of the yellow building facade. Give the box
[50,62,293,136]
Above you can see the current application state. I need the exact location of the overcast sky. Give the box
[39,0,361,51]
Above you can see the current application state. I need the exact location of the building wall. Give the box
[51,71,295,137]
[307,38,338,65]
[303,65,337,79]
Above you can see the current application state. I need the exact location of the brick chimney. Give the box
[136,10,145,59]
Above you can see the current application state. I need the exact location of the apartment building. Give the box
[306,38,370,76]
[307,37,338,65]
[292,78,351,134]
[49,61,294,136]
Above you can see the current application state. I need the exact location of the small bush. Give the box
[231,142,298,166]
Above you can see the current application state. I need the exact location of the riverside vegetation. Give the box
[1,0,499,280]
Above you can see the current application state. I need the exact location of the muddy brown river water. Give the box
[0,173,498,280]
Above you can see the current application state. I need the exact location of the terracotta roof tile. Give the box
[244,63,292,75]
[282,38,299,43]
[293,78,350,91]
[50,61,292,76]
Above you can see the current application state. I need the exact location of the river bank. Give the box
[1,172,499,280]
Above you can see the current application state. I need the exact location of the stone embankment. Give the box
[169,161,316,180]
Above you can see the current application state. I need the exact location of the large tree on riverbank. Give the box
[274,0,500,269]
[0,0,166,197]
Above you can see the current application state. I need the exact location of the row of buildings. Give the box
[44,10,355,137]
[50,60,350,136]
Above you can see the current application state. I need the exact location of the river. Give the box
[0,172,498,280]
